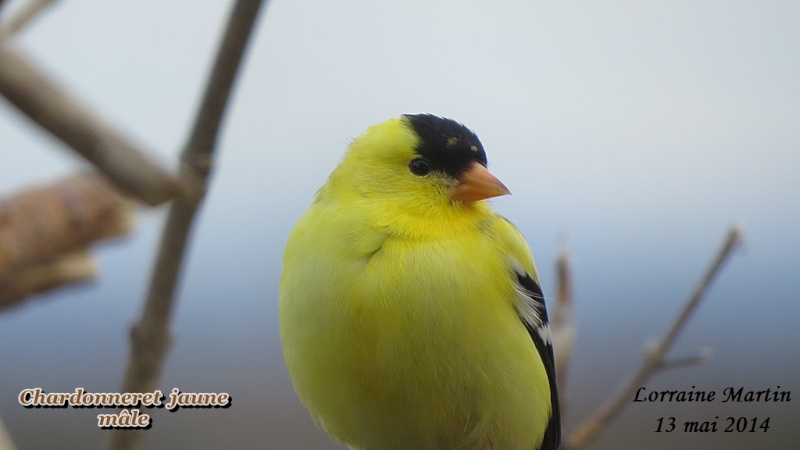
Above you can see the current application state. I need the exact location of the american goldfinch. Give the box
[280,114,560,450]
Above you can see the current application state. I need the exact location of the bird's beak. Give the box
[451,162,511,202]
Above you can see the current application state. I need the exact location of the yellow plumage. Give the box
[280,115,559,450]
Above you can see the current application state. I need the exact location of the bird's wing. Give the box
[493,216,561,450]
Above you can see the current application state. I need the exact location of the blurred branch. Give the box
[0,172,134,274]
[655,347,712,371]
[551,241,575,418]
[563,225,743,450]
[0,0,57,42]
[108,1,266,449]
[0,250,95,309]
[0,45,184,206]
[0,173,134,309]
[0,415,16,450]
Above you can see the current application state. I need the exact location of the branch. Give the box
[0,0,57,42]
[108,1,266,449]
[0,45,184,206]
[551,241,575,417]
[0,250,96,310]
[0,173,133,309]
[564,225,743,450]
[0,173,134,276]
[0,414,16,450]
[655,347,712,371]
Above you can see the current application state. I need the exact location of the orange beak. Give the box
[451,162,511,202]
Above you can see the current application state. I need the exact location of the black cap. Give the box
[403,114,488,179]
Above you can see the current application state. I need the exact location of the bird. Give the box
[279,114,560,450]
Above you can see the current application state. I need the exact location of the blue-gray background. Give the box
[1,1,798,449]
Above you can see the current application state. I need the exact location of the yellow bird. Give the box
[280,114,560,450]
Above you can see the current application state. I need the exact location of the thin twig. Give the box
[655,347,712,371]
[0,0,56,42]
[551,241,575,418]
[564,225,743,450]
[0,45,183,206]
[107,1,265,449]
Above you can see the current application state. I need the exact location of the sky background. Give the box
[1,0,799,449]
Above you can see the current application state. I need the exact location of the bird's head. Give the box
[326,114,509,215]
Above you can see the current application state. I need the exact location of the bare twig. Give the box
[655,347,712,371]
[0,0,57,42]
[551,242,575,417]
[563,225,743,449]
[0,45,184,206]
[108,1,265,449]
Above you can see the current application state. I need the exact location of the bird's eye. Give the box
[409,158,431,176]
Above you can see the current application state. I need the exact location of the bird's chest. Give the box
[283,230,544,450]
[336,236,514,386]
[347,235,506,327]
[313,237,533,448]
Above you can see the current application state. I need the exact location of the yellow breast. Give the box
[279,202,552,450]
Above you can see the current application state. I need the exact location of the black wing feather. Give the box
[516,271,561,450]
